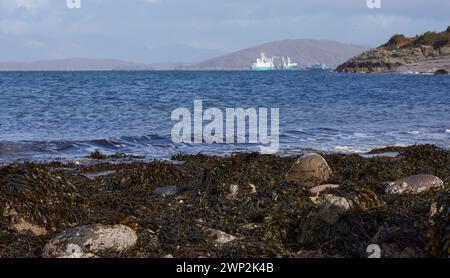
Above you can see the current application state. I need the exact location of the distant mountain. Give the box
[0,39,368,71]
[186,39,368,70]
[146,44,226,64]
[0,58,153,71]
[0,33,224,65]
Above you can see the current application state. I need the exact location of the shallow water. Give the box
[0,70,449,162]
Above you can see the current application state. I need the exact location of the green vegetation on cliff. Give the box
[416,30,450,48]
[384,27,450,49]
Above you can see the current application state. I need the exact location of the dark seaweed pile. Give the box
[431,189,450,257]
[0,144,448,258]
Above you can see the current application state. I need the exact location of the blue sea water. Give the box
[0,70,449,162]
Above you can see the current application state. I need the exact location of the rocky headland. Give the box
[337,27,450,74]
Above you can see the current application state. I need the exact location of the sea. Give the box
[0,70,449,163]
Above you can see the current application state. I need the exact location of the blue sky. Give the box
[0,0,449,62]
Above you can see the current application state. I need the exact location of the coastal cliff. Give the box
[337,27,450,74]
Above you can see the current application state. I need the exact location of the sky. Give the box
[0,0,449,63]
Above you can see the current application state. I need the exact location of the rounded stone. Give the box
[386,175,444,195]
[203,227,237,245]
[153,185,178,197]
[435,69,448,75]
[42,224,138,258]
[286,153,333,187]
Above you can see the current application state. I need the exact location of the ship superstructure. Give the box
[251,53,299,70]
[251,52,276,70]
[281,57,298,70]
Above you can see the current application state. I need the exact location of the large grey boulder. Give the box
[42,224,138,258]
[386,175,444,195]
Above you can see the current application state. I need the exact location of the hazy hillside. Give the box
[146,44,226,63]
[0,58,153,71]
[0,33,224,65]
[0,39,368,71]
[186,39,368,70]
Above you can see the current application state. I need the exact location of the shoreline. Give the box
[1,142,449,167]
[0,144,448,258]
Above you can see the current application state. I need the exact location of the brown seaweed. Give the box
[0,145,448,258]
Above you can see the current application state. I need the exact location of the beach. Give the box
[0,144,448,258]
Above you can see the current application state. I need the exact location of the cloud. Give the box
[15,0,36,9]
[10,0,49,9]
[0,0,449,62]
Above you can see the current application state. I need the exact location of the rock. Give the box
[3,204,47,236]
[386,175,444,195]
[153,185,178,197]
[439,46,450,56]
[337,47,427,73]
[435,69,448,75]
[310,194,352,211]
[227,184,239,199]
[203,227,237,245]
[309,185,381,224]
[309,184,350,211]
[12,218,47,236]
[286,153,333,187]
[310,194,352,224]
[309,184,340,196]
[367,244,381,258]
[42,224,138,258]
[310,185,382,212]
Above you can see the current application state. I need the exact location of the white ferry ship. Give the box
[281,56,298,70]
[251,52,276,71]
[251,53,299,70]
[308,63,329,70]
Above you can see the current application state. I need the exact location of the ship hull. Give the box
[251,67,276,71]
[280,67,298,71]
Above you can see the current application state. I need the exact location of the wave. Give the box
[0,134,172,161]
[1,127,449,163]
[334,145,371,154]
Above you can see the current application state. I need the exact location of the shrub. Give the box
[434,37,449,48]
[387,34,406,45]
[419,32,439,45]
